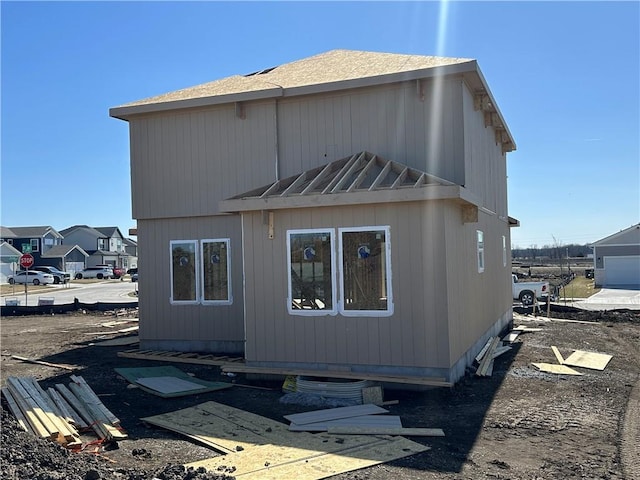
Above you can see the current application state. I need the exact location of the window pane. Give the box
[477,230,485,273]
[171,241,197,302]
[341,229,388,311]
[289,231,333,311]
[202,240,230,302]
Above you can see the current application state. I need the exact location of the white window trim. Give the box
[170,239,200,305]
[287,228,337,316]
[338,226,394,317]
[201,238,233,305]
[477,230,485,273]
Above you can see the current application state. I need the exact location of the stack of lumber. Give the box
[474,336,512,377]
[1,374,126,449]
[284,404,445,437]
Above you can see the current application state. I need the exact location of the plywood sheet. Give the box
[532,363,583,375]
[135,376,209,394]
[115,366,232,397]
[289,415,402,432]
[187,435,429,480]
[563,350,613,371]
[284,404,388,426]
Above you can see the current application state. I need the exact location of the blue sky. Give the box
[2,1,638,249]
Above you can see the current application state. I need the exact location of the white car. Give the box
[8,270,55,285]
[75,266,114,280]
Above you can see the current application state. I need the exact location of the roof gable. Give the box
[591,223,640,246]
[7,226,61,238]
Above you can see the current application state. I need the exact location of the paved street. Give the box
[2,281,138,307]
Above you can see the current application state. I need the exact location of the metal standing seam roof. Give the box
[220,151,482,213]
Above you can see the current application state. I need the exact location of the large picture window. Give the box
[287,226,393,317]
[287,229,336,315]
[170,240,198,304]
[339,226,393,316]
[201,239,232,304]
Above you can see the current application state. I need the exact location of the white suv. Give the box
[75,266,114,280]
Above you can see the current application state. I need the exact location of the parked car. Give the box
[74,266,114,280]
[131,271,138,282]
[31,266,71,284]
[95,264,125,279]
[8,270,55,286]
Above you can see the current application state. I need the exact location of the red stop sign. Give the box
[19,253,34,269]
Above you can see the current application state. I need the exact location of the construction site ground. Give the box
[1,306,639,480]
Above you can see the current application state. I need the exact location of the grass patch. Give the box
[558,276,600,300]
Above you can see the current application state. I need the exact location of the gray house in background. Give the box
[591,224,640,287]
[59,225,131,270]
[110,49,518,384]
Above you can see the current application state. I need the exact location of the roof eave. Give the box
[220,185,481,213]
[109,87,284,121]
[109,61,478,121]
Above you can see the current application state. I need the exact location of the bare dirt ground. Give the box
[1,307,639,480]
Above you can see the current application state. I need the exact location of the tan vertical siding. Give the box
[129,102,277,221]
[242,201,455,369]
[137,215,244,350]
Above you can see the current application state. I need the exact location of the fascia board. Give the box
[281,61,478,98]
[220,185,481,213]
[109,87,284,120]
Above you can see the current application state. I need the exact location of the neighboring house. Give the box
[0,241,22,283]
[110,49,518,384]
[40,245,90,277]
[4,225,65,261]
[59,225,131,270]
[123,237,138,269]
[590,224,640,288]
[1,226,90,276]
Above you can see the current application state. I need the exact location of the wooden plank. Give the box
[289,415,402,432]
[221,365,451,387]
[117,349,244,366]
[284,404,389,426]
[21,378,78,441]
[70,375,121,425]
[563,350,613,371]
[1,387,31,433]
[531,363,583,375]
[475,338,494,362]
[91,336,139,346]
[6,377,59,438]
[476,337,501,377]
[54,384,101,436]
[327,426,445,437]
[492,346,512,359]
[551,346,565,364]
[47,387,88,429]
[10,355,75,371]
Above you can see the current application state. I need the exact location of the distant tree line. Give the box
[511,244,592,260]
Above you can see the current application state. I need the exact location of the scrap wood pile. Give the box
[1,374,126,450]
[474,324,542,377]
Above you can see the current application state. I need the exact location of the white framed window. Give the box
[287,229,336,315]
[201,238,232,305]
[477,230,485,273]
[30,239,39,252]
[170,240,199,304]
[502,235,507,267]
[338,226,393,317]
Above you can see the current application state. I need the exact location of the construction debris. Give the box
[475,336,512,377]
[1,375,126,449]
[143,400,433,480]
